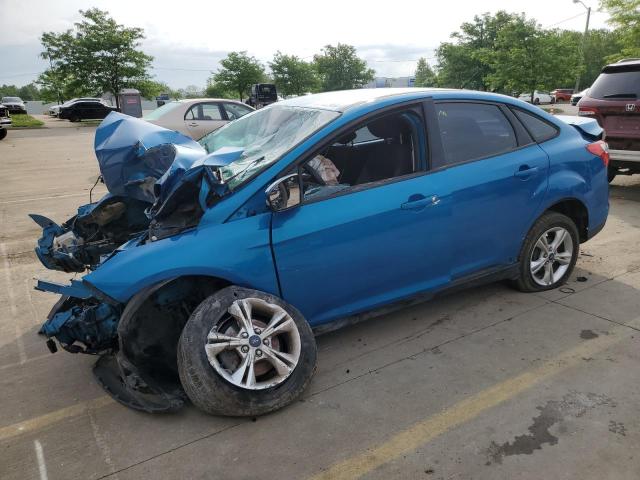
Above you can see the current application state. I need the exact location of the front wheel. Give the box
[0,129,6,140]
[178,286,317,416]
[514,212,579,292]
[534,98,540,105]
[607,167,617,183]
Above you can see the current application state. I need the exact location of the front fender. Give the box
[84,212,279,303]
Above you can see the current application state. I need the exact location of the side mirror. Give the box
[265,173,300,211]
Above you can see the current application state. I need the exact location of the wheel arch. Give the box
[116,274,233,386]
[543,198,589,242]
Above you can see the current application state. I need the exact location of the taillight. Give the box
[578,108,598,116]
[586,140,609,167]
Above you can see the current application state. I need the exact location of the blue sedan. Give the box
[33,88,609,416]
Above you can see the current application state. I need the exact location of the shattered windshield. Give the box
[198,105,340,189]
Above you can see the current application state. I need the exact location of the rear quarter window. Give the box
[512,109,559,143]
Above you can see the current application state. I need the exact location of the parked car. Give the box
[58,100,117,122]
[0,102,11,140]
[32,89,609,417]
[571,88,589,106]
[1,96,27,114]
[518,91,554,105]
[578,58,640,182]
[246,83,278,109]
[49,98,102,117]
[144,99,254,140]
[551,88,574,103]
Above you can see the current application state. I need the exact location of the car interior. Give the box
[301,111,424,201]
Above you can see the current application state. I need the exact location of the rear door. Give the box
[184,102,226,139]
[430,101,549,279]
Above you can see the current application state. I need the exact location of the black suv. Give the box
[59,100,117,122]
[246,83,278,109]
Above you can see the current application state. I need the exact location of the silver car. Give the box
[144,98,254,139]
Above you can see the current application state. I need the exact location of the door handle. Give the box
[401,194,440,210]
[514,165,539,179]
[188,122,199,127]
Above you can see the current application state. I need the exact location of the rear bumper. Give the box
[610,149,640,163]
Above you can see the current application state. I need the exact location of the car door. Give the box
[271,104,452,326]
[184,102,226,139]
[430,101,549,280]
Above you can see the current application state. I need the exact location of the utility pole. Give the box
[573,0,591,92]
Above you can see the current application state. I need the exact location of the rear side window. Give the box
[589,69,640,99]
[513,109,558,143]
[435,102,517,165]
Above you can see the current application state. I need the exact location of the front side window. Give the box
[299,108,425,202]
[436,102,517,165]
[199,105,340,189]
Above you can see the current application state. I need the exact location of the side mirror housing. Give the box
[265,173,300,212]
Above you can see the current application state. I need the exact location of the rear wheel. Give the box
[0,129,6,140]
[514,212,579,292]
[178,286,317,416]
[607,167,617,183]
[534,98,540,105]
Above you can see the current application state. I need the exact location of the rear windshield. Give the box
[589,70,640,99]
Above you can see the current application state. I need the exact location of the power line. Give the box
[543,12,586,28]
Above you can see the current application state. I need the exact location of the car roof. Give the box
[177,98,246,105]
[603,58,640,72]
[277,88,462,112]
[278,88,541,113]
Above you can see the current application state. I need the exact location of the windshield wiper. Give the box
[603,93,637,99]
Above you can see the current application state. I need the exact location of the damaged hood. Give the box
[94,112,206,203]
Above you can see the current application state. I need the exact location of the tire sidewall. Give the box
[178,286,317,416]
[517,212,579,292]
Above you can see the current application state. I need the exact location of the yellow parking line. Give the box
[0,396,113,442]
[310,323,635,480]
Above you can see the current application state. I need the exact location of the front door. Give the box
[270,106,452,326]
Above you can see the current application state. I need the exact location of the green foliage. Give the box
[0,83,41,100]
[212,52,265,101]
[600,0,640,60]
[580,29,623,86]
[38,8,153,107]
[205,80,237,99]
[269,52,318,97]
[313,44,375,91]
[10,114,44,128]
[414,58,437,87]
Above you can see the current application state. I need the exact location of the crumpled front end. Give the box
[33,112,241,413]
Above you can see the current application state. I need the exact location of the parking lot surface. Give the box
[1,125,639,480]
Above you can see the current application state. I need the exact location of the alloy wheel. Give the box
[529,226,574,286]
[204,298,301,390]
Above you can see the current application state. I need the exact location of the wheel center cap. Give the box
[549,252,556,261]
[248,335,261,347]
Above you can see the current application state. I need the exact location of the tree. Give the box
[414,58,437,87]
[436,11,523,90]
[205,80,237,99]
[600,0,640,60]
[212,51,265,101]
[313,44,374,91]
[269,52,318,97]
[38,8,153,107]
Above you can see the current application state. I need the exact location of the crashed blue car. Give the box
[33,89,609,416]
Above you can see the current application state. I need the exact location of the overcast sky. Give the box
[0,0,611,89]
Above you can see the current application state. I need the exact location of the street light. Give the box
[573,0,591,91]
